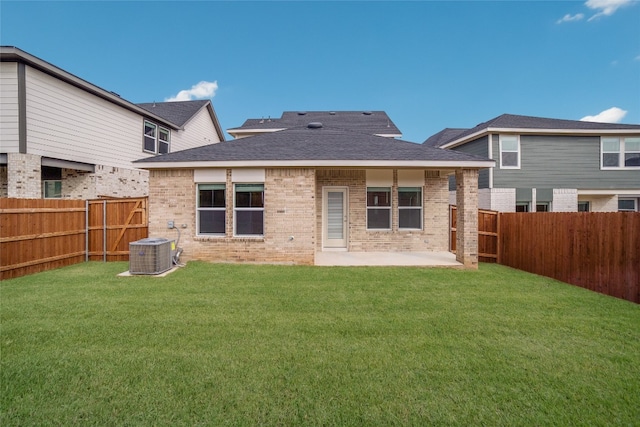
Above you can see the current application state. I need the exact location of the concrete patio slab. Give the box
[314,251,462,267]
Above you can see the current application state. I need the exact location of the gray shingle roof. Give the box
[423,128,467,147]
[229,111,402,136]
[135,125,489,164]
[427,113,640,147]
[137,100,210,127]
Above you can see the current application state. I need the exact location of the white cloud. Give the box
[556,13,585,24]
[580,107,628,123]
[165,81,218,102]
[585,0,634,21]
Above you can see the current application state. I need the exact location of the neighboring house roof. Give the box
[135,124,493,168]
[423,128,467,147]
[137,100,225,141]
[228,111,402,137]
[428,113,640,149]
[0,46,181,130]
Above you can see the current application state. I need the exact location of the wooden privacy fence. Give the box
[0,197,148,280]
[499,212,639,304]
[450,207,639,303]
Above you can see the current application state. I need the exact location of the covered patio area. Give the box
[314,251,461,267]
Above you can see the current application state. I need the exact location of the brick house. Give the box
[135,112,493,268]
[0,46,224,199]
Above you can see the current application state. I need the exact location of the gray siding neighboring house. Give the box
[425,114,640,212]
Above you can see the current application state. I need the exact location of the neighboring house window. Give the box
[197,184,225,235]
[398,187,422,229]
[536,203,550,212]
[144,121,157,153]
[42,181,62,198]
[578,201,590,212]
[515,203,529,212]
[144,121,171,154]
[500,135,520,169]
[159,127,170,154]
[601,137,640,169]
[234,184,264,236]
[42,166,62,199]
[367,187,391,229]
[618,198,638,212]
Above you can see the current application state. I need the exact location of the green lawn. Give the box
[1,262,639,426]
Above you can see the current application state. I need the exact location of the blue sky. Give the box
[2,1,639,142]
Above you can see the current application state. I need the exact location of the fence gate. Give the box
[450,205,499,263]
[87,197,148,261]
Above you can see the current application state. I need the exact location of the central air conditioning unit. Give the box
[129,238,174,275]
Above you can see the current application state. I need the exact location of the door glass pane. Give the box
[327,192,343,239]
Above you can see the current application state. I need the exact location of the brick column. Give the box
[7,153,41,198]
[455,169,478,269]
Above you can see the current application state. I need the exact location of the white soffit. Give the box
[398,169,425,186]
[232,168,265,183]
[366,169,393,186]
[194,168,226,183]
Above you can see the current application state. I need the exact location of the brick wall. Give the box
[455,169,479,268]
[148,167,452,265]
[148,168,316,265]
[315,169,449,253]
[552,189,578,212]
[63,166,149,199]
[6,153,41,198]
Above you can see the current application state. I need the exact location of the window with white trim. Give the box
[234,184,264,236]
[618,198,638,212]
[601,137,640,169]
[367,187,391,230]
[500,135,520,169]
[515,203,529,212]
[398,187,422,229]
[197,184,226,235]
[144,120,170,154]
[144,121,157,153]
[159,127,170,154]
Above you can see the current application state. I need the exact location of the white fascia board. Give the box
[138,160,496,169]
[578,189,640,195]
[441,127,640,149]
[0,46,180,130]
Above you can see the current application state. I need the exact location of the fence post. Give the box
[496,212,501,264]
[103,200,107,262]
[85,200,89,262]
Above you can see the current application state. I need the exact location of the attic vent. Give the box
[363,111,373,115]
[308,122,323,129]
[298,111,307,115]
